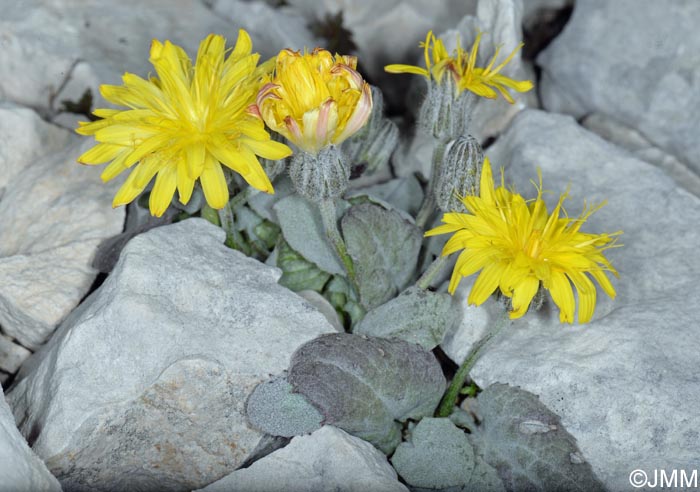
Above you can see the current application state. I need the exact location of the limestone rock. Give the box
[7,219,336,492]
[0,0,302,123]
[0,388,61,492]
[0,136,124,350]
[198,426,408,492]
[286,0,476,82]
[446,109,700,491]
[538,0,700,174]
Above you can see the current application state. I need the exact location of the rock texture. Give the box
[0,104,124,350]
[538,0,700,174]
[0,0,310,126]
[286,0,476,81]
[7,219,336,492]
[0,388,61,492]
[198,426,409,492]
[449,109,700,491]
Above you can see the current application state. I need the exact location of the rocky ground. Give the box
[1,0,699,491]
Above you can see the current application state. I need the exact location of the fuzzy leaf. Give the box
[246,376,323,438]
[468,384,607,492]
[341,202,422,309]
[277,239,331,292]
[391,418,504,491]
[355,286,459,350]
[288,333,445,453]
[273,195,350,276]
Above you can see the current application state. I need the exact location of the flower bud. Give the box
[433,135,482,212]
[418,75,476,140]
[288,145,349,201]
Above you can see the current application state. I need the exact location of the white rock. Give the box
[582,113,700,199]
[7,219,336,492]
[198,426,408,492]
[204,0,318,56]
[538,0,700,174]
[0,388,61,492]
[286,0,476,82]
[0,0,298,120]
[0,136,124,350]
[0,103,72,193]
[446,109,700,491]
[0,333,32,374]
[393,0,534,178]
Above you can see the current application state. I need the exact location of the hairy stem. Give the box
[435,311,510,417]
[416,255,448,290]
[318,198,357,288]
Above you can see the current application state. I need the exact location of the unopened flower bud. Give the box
[433,135,482,212]
[288,145,350,201]
[418,76,476,140]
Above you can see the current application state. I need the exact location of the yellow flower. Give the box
[426,158,621,324]
[76,31,292,217]
[256,48,373,154]
[385,31,533,103]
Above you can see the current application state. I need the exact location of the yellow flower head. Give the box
[385,31,533,103]
[426,158,621,324]
[76,31,292,217]
[256,48,373,154]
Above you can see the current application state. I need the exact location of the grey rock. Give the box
[538,0,700,174]
[286,0,476,82]
[0,333,31,374]
[446,109,700,491]
[203,0,318,55]
[0,0,299,118]
[0,103,71,193]
[7,219,336,492]
[0,132,124,350]
[582,113,700,199]
[0,388,61,492]
[198,426,408,492]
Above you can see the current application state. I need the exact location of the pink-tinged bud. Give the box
[256,48,373,154]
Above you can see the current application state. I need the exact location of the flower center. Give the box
[524,230,543,259]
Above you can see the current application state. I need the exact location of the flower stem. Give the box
[435,311,510,417]
[228,186,259,211]
[416,255,448,290]
[218,200,252,255]
[415,139,448,229]
[415,192,436,229]
[318,198,357,288]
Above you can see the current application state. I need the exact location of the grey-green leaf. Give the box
[341,202,422,309]
[287,333,445,453]
[391,418,504,492]
[277,239,331,292]
[355,286,459,350]
[246,376,323,438]
[468,384,607,492]
[273,195,350,276]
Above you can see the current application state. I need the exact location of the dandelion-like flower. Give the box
[385,30,533,103]
[77,31,292,217]
[426,158,621,324]
[256,48,373,154]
